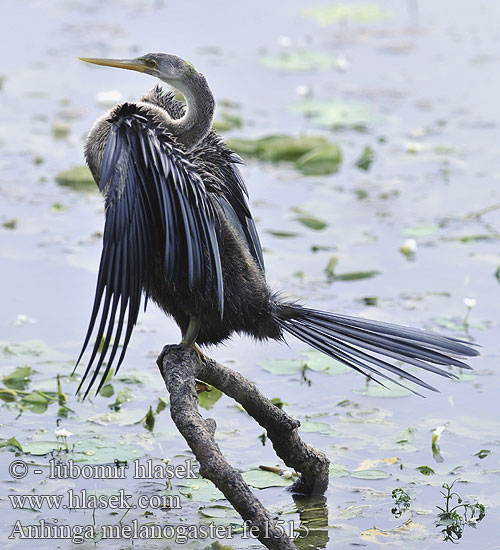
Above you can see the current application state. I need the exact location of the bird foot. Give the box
[191,343,206,364]
[195,380,211,394]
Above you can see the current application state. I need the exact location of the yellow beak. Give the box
[78,57,150,73]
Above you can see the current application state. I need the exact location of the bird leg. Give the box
[181,317,206,390]
[180,317,201,347]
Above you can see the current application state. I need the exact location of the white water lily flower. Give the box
[55,428,73,438]
[432,425,446,443]
[277,36,292,49]
[335,54,349,71]
[464,298,477,308]
[296,84,312,98]
[14,314,37,326]
[400,238,417,255]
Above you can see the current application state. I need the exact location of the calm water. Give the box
[1,1,499,548]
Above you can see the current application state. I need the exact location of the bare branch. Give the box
[157,344,329,549]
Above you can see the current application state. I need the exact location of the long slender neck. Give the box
[163,72,215,150]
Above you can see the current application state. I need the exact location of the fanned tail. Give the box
[275,304,479,395]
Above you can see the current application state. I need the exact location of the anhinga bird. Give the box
[75,53,478,398]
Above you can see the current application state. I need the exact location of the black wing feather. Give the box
[141,87,264,272]
[75,105,224,397]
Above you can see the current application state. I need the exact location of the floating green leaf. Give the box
[56,165,96,191]
[3,366,32,390]
[199,505,240,520]
[143,405,155,432]
[21,391,54,414]
[266,230,299,238]
[292,100,379,129]
[474,449,492,459]
[299,421,332,433]
[416,465,435,476]
[259,359,303,375]
[396,427,415,445]
[108,387,135,411]
[303,4,393,26]
[0,437,23,452]
[0,339,59,359]
[351,469,390,480]
[178,479,225,502]
[242,468,294,489]
[261,51,336,72]
[270,397,288,409]
[2,218,17,230]
[402,224,439,237]
[99,384,114,398]
[301,349,351,375]
[213,112,242,132]
[295,215,328,230]
[356,146,376,171]
[295,144,342,175]
[226,134,342,175]
[260,349,349,377]
[329,463,349,478]
[328,269,381,282]
[354,381,413,398]
[0,388,18,402]
[22,440,61,456]
[198,386,223,410]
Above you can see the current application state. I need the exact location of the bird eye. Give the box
[144,58,157,69]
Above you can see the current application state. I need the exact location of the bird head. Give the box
[78,53,196,84]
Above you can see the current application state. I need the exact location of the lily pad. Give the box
[354,381,413,398]
[56,165,96,191]
[329,463,349,478]
[22,440,62,456]
[178,479,225,502]
[261,51,337,72]
[295,215,328,231]
[402,224,439,237]
[260,350,351,377]
[21,391,55,414]
[266,230,299,238]
[226,135,342,175]
[299,421,332,433]
[198,386,223,410]
[213,112,242,132]
[242,468,294,489]
[3,366,32,390]
[356,146,376,171]
[302,4,393,26]
[301,350,351,375]
[416,465,435,476]
[259,359,304,375]
[351,469,390,480]
[294,143,342,175]
[292,100,379,129]
[199,505,241,522]
[0,437,23,452]
[0,339,60,359]
[328,270,381,282]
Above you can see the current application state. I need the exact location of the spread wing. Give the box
[189,131,265,273]
[217,160,265,273]
[75,104,223,397]
[143,86,265,272]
